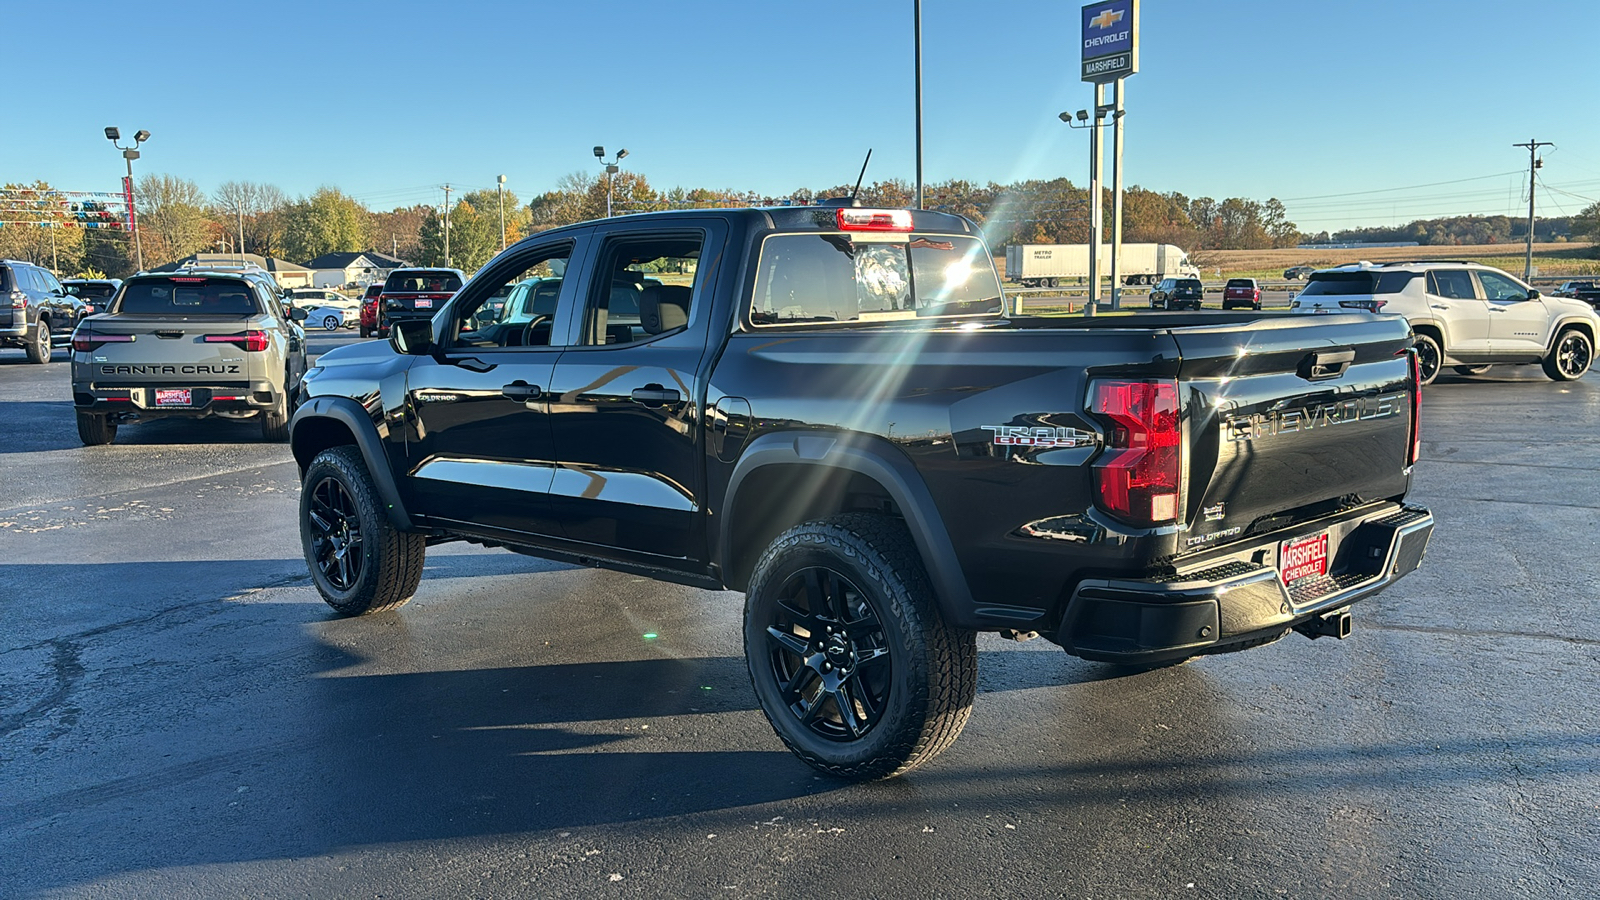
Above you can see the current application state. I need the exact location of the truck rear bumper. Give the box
[73,382,281,418]
[1054,504,1433,665]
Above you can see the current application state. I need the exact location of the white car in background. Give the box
[1290,260,1598,384]
[301,304,355,330]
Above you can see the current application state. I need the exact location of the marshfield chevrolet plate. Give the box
[1280,531,1329,586]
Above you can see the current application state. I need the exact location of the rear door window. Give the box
[1426,270,1478,300]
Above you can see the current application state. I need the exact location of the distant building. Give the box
[147,253,316,288]
[303,251,409,289]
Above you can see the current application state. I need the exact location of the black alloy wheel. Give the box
[1414,333,1443,385]
[307,475,365,592]
[744,513,977,780]
[763,566,894,743]
[1543,328,1593,382]
[299,445,425,615]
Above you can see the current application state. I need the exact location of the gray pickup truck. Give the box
[69,270,308,445]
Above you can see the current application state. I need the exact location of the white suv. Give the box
[1290,261,1598,385]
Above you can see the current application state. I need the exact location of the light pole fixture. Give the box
[496,174,507,252]
[595,146,628,217]
[105,126,151,271]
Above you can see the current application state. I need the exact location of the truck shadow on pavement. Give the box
[0,401,289,453]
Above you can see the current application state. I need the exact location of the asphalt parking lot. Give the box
[3,329,1597,898]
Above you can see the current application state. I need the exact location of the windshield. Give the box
[749,233,1002,326]
[116,278,260,316]
[385,271,462,293]
[1301,271,1417,297]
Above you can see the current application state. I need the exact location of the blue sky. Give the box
[9,0,1600,233]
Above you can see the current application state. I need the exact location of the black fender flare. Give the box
[290,395,415,532]
[721,431,977,624]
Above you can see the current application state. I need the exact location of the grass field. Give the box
[997,241,1600,284]
[1195,242,1600,281]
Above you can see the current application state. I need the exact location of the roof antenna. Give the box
[849,149,872,207]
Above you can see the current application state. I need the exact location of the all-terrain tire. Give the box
[1542,328,1593,382]
[300,445,425,615]
[743,513,977,780]
[1413,332,1443,385]
[76,411,116,446]
[359,325,371,338]
[25,319,51,364]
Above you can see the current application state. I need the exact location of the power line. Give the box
[1279,170,1524,202]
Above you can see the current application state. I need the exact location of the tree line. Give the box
[6,172,1597,280]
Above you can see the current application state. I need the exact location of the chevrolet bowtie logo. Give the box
[1089,8,1123,29]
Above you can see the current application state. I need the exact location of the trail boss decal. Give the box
[982,425,1099,449]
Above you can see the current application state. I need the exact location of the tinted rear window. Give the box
[0,267,10,292]
[70,283,118,300]
[750,233,1002,326]
[117,278,261,316]
[1175,279,1202,290]
[1301,271,1416,296]
[385,272,462,292]
[1225,279,1253,288]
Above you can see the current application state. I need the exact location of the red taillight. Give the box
[204,330,269,351]
[169,276,207,283]
[1339,299,1387,312]
[836,208,914,232]
[1408,349,1422,466]
[1090,379,1182,526]
[72,332,134,352]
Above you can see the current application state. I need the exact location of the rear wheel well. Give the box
[1412,323,1444,346]
[291,416,359,476]
[723,464,902,592]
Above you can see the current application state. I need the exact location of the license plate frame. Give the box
[414,298,433,309]
[154,388,193,407]
[1280,531,1330,586]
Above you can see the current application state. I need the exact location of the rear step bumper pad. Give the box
[1055,504,1433,664]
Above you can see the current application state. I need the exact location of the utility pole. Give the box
[441,183,452,267]
[914,0,924,209]
[237,204,246,266]
[497,174,507,252]
[1513,139,1553,282]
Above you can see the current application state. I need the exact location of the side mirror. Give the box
[1527,289,1541,300]
[288,306,309,322]
[390,318,435,356]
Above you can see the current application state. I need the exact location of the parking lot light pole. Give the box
[497,175,507,252]
[105,127,150,271]
[595,146,628,217]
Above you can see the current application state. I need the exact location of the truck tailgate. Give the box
[77,314,267,387]
[1173,314,1416,553]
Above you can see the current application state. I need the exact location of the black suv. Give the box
[2,260,91,363]
[1148,277,1204,310]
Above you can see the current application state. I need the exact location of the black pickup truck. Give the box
[289,206,1433,779]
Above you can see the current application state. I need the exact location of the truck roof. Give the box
[532,206,979,236]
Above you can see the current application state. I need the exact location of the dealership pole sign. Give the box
[1081,0,1138,83]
